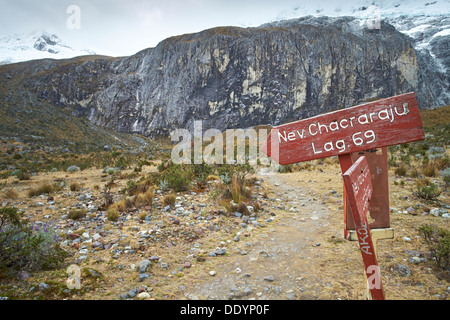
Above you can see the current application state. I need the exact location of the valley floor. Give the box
[0,156,448,300]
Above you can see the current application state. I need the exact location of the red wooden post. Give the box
[343,156,385,300]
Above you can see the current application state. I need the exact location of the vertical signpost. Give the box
[261,92,425,299]
[343,156,384,300]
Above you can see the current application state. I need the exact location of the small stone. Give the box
[92,241,103,248]
[209,271,217,276]
[409,257,421,264]
[138,260,152,273]
[138,274,150,282]
[160,262,169,270]
[263,275,275,282]
[67,233,80,240]
[93,233,102,241]
[402,236,411,242]
[128,289,138,298]
[38,283,50,291]
[17,271,32,282]
[77,255,88,262]
[430,208,440,216]
[137,292,150,299]
[215,248,226,255]
[244,287,252,296]
[394,264,411,277]
[286,293,296,300]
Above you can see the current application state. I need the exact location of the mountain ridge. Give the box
[1,16,448,143]
[0,30,96,66]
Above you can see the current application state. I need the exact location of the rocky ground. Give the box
[0,154,448,300]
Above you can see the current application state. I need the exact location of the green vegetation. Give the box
[67,209,87,221]
[0,207,67,274]
[106,208,119,222]
[419,224,449,270]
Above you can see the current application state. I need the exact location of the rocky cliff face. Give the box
[3,16,449,139]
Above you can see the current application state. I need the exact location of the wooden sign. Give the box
[343,156,385,300]
[261,92,424,165]
[344,148,390,234]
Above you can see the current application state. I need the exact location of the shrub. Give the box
[413,182,441,201]
[126,178,154,196]
[0,207,66,272]
[125,196,135,209]
[67,209,87,221]
[2,189,18,199]
[237,202,249,215]
[115,156,130,170]
[394,165,407,177]
[230,175,252,204]
[139,212,148,221]
[70,182,81,192]
[409,168,420,178]
[279,164,293,173]
[423,162,439,177]
[206,175,220,182]
[192,162,213,183]
[160,162,193,192]
[441,167,450,186]
[66,165,80,173]
[219,172,231,184]
[110,199,127,212]
[106,208,119,222]
[162,194,176,207]
[28,183,53,197]
[15,170,31,181]
[135,189,154,208]
[427,146,446,159]
[418,224,449,270]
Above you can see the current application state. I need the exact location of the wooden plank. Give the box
[343,156,385,300]
[261,92,425,165]
[345,148,390,233]
[343,156,373,225]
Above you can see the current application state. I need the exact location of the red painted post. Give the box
[343,156,385,300]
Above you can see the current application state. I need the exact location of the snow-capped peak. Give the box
[0,30,96,65]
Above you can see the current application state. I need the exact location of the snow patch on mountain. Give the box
[0,30,95,65]
[275,0,450,91]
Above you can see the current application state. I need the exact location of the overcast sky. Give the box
[0,0,446,57]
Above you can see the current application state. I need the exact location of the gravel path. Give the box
[189,169,334,300]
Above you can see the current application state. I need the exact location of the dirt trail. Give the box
[189,169,340,300]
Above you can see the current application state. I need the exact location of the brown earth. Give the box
[0,157,448,301]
